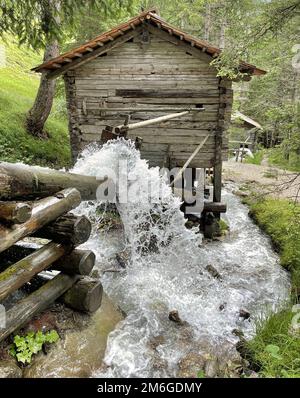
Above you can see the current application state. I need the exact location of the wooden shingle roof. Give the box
[33,9,266,78]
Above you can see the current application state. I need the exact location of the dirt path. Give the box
[223,159,300,202]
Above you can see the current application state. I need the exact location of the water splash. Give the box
[73,139,290,377]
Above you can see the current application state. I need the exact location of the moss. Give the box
[218,219,229,235]
[0,37,71,168]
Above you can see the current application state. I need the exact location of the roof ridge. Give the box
[32,9,266,77]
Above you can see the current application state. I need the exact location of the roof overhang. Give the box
[32,9,267,79]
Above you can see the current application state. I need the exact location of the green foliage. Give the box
[218,219,229,235]
[245,150,265,165]
[0,38,71,167]
[10,330,59,365]
[197,370,206,378]
[249,198,300,292]
[268,147,300,173]
[0,1,133,49]
[247,308,300,378]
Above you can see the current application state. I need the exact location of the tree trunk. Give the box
[204,3,211,41]
[26,41,59,138]
[219,18,226,50]
[0,161,105,201]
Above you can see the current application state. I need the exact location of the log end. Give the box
[13,203,32,224]
[73,216,92,245]
[62,277,103,313]
[78,250,96,275]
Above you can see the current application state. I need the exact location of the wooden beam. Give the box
[170,134,210,187]
[0,244,96,276]
[0,242,69,302]
[0,161,106,201]
[0,188,81,253]
[115,111,192,133]
[0,273,80,342]
[46,27,143,80]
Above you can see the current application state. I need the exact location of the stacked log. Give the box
[0,163,105,343]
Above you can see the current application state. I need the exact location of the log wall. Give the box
[64,30,232,168]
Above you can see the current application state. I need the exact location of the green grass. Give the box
[0,37,71,168]
[268,148,300,173]
[244,196,300,378]
[244,149,265,165]
[247,308,300,378]
[249,198,300,292]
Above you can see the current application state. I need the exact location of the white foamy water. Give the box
[73,139,290,377]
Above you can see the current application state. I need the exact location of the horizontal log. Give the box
[33,214,92,246]
[0,188,81,254]
[115,89,218,98]
[0,273,80,342]
[0,202,32,224]
[0,162,106,201]
[0,241,69,302]
[0,244,95,276]
[62,276,103,313]
[53,249,95,276]
[203,202,227,213]
[115,111,195,133]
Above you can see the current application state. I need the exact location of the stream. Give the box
[70,139,290,378]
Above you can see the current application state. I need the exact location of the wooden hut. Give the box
[33,9,266,203]
[231,111,263,152]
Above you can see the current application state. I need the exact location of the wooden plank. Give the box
[75,68,217,76]
[146,25,214,63]
[115,89,219,98]
[46,27,143,80]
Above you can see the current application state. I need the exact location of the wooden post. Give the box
[0,162,106,201]
[0,242,70,302]
[62,276,103,313]
[0,202,32,224]
[33,214,92,246]
[0,273,80,342]
[0,188,81,254]
[213,162,222,203]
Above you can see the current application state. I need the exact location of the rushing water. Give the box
[72,139,290,378]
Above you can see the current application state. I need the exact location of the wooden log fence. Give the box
[0,163,106,343]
